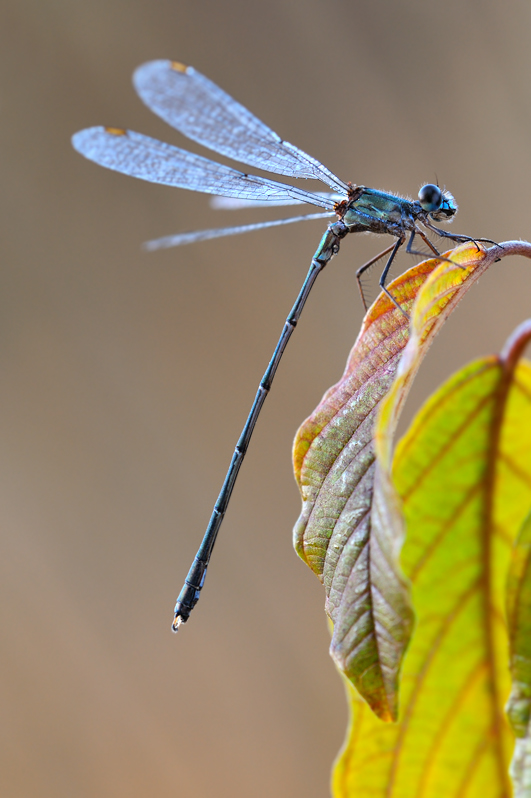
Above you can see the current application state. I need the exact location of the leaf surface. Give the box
[293,241,507,718]
[333,320,531,797]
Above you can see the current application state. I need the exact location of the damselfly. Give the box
[72,60,484,631]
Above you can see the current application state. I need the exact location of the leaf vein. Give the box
[385,578,481,797]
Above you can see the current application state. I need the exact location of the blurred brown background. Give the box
[2,1,531,796]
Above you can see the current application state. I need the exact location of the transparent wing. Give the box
[144,211,335,250]
[133,60,349,194]
[209,193,342,210]
[71,127,337,209]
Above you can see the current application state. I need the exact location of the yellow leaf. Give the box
[334,320,531,797]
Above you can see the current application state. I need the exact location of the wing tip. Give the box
[133,58,191,88]
[71,126,126,154]
[71,127,97,152]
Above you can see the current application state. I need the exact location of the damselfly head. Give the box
[418,184,458,222]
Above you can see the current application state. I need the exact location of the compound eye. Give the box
[418,184,442,213]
